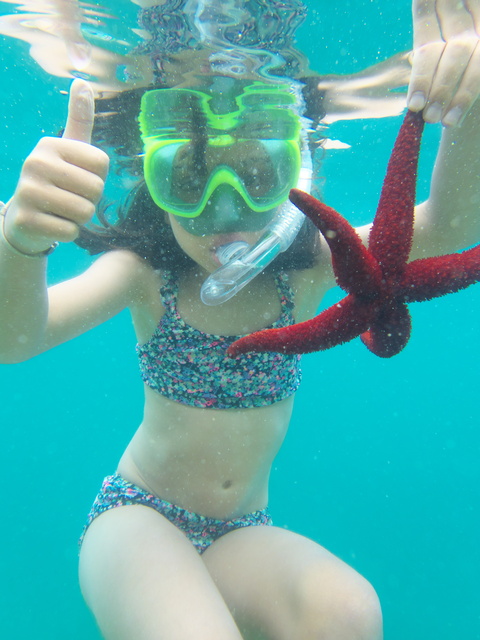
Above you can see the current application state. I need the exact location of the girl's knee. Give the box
[296,563,383,640]
[336,579,383,639]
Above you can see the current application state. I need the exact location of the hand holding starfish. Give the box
[228,110,480,358]
[408,0,480,127]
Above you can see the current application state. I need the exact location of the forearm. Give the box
[418,100,480,254]
[0,235,49,363]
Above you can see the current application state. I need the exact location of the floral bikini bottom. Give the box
[80,474,272,554]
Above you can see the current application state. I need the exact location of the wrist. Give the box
[0,200,58,258]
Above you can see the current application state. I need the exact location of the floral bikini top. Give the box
[136,270,302,409]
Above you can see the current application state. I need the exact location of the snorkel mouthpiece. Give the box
[215,241,250,264]
[201,164,312,305]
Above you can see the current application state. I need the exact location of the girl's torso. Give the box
[118,259,327,519]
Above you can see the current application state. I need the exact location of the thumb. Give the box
[62,78,95,142]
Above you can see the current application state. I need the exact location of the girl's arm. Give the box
[406,0,480,255]
[316,0,480,290]
[0,80,143,363]
[410,98,480,259]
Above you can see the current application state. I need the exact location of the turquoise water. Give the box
[0,1,479,638]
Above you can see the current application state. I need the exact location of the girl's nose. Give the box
[206,184,249,232]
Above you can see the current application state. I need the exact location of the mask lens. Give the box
[145,138,299,216]
[140,84,302,218]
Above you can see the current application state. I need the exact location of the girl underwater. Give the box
[1,1,480,639]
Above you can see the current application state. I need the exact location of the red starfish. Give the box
[228,110,480,358]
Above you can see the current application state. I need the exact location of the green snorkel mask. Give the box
[139,82,302,236]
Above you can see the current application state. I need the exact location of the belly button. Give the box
[222,480,233,489]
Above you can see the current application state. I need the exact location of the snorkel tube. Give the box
[201,145,312,306]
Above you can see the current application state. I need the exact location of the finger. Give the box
[8,203,83,248]
[34,136,109,181]
[62,78,95,143]
[423,37,478,122]
[408,0,444,110]
[442,42,480,125]
[21,210,82,244]
[407,41,445,110]
[25,148,105,202]
[48,163,105,204]
[436,0,476,39]
[18,181,95,228]
[58,140,109,180]
[465,0,480,32]
[412,0,442,47]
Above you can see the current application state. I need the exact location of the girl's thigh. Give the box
[78,505,243,640]
[202,526,383,640]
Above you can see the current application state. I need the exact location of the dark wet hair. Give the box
[75,87,323,272]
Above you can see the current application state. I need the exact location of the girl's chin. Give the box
[191,251,223,274]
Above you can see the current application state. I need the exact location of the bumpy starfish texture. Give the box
[228,110,480,358]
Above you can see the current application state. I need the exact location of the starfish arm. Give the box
[361,301,411,358]
[227,294,376,356]
[368,110,425,280]
[399,244,480,302]
[289,189,382,297]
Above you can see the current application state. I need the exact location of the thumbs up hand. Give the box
[4,79,109,255]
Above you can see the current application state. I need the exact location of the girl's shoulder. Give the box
[87,248,161,306]
[93,249,168,342]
